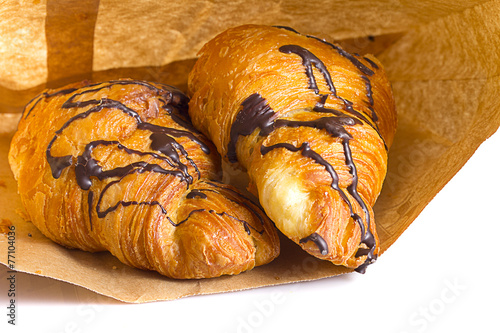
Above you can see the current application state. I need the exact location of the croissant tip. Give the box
[353,254,378,274]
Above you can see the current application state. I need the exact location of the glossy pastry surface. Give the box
[188,25,397,272]
[9,79,279,279]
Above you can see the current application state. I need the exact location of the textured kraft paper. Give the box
[1,0,499,303]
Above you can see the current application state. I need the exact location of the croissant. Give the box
[188,25,397,273]
[8,79,279,279]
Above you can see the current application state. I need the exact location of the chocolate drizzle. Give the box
[227,93,276,163]
[363,56,379,70]
[41,80,216,231]
[38,80,265,238]
[176,182,268,236]
[274,25,377,77]
[46,97,207,187]
[273,25,381,131]
[261,142,350,207]
[279,45,336,95]
[186,189,208,200]
[24,87,79,119]
[279,45,386,151]
[209,210,253,235]
[260,139,377,272]
[342,139,377,273]
[272,25,300,34]
[361,75,374,106]
[329,42,375,77]
[305,34,375,77]
[192,181,268,235]
[314,94,370,129]
[299,233,328,255]
[96,174,169,219]
[278,45,382,145]
[238,97,378,271]
[164,207,257,236]
[226,32,386,271]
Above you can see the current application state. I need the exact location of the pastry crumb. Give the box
[0,218,12,234]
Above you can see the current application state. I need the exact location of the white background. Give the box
[1,128,499,333]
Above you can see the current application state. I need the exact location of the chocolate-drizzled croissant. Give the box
[8,79,279,279]
[188,25,397,273]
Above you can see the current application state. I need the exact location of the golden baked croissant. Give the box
[188,25,397,273]
[8,79,279,279]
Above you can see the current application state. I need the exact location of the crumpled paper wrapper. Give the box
[1,0,499,303]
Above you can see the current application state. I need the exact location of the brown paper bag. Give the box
[1,0,499,303]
